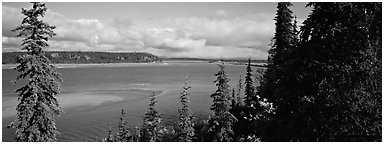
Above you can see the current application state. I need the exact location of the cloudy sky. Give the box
[2,2,311,59]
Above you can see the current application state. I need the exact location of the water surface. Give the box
[2,62,249,141]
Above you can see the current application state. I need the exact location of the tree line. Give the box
[2,51,161,64]
[8,2,381,142]
[3,52,267,65]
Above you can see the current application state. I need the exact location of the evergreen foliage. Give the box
[231,89,237,108]
[115,109,141,142]
[258,2,296,104]
[270,2,295,67]
[244,58,259,108]
[293,2,382,141]
[104,127,114,142]
[255,3,298,141]
[102,109,140,142]
[229,74,248,141]
[115,109,129,141]
[292,15,299,45]
[236,75,244,106]
[141,92,162,142]
[237,59,268,141]
[258,2,381,142]
[177,75,195,141]
[7,2,62,142]
[207,62,237,142]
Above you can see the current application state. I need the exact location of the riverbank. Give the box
[2,60,266,69]
[1,62,170,69]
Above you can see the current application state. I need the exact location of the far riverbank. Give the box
[2,61,266,69]
[2,62,168,69]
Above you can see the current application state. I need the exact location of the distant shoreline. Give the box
[2,61,266,69]
[2,62,167,69]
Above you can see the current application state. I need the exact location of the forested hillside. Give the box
[2,51,162,64]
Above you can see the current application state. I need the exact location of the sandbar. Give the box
[2,89,159,118]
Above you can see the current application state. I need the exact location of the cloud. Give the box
[237,41,264,49]
[165,13,274,51]
[142,28,206,51]
[180,46,268,59]
[2,6,23,37]
[215,10,229,16]
[43,10,105,46]
[2,37,22,51]
[2,5,272,59]
[4,5,144,51]
[138,27,269,59]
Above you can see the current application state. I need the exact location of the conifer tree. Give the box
[244,58,258,108]
[141,92,161,142]
[115,109,130,141]
[8,2,62,142]
[103,109,141,142]
[294,2,382,141]
[231,89,237,108]
[292,15,299,45]
[259,2,381,141]
[177,76,195,142]
[104,128,114,142]
[259,2,295,104]
[238,59,266,141]
[207,63,237,142]
[230,75,247,141]
[236,75,244,106]
[256,2,299,141]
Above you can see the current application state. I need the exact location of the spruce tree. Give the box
[8,2,62,142]
[259,2,295,104]
[236,75,244,106]
[141,92,161,142]
[292,15,299,45]
[239,58,265,141]
[115,109,130,141]
[294,2,382,141]
[103,109,141,142]
[104,128,114,142]
[270,2,295,67]
[256,2,299,141]
[244,58,258,108]
[259,2,381,141]
[230,75,247,141]
[207,62,237,142]
[231,89,237,108]
[177,76,195,142]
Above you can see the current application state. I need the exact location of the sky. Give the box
[2,2,312,59]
